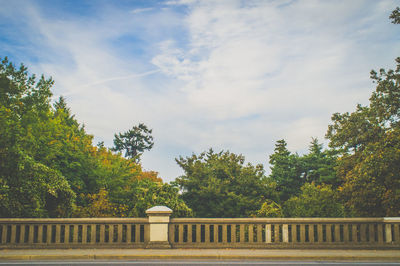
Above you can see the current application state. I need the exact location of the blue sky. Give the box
[1,0,399,182]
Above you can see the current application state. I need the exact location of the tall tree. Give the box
[0,57,75,217]
[326,20,400,218]
[300,138,338,186]
[113,123,154,162]
[268,139,304,202]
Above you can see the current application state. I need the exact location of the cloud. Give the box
[130,8,153,14]
[1,0,399,181]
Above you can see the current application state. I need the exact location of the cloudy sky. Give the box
[1,0,399,182]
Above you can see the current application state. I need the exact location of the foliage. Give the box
[390,7,400,24]
[300,138,338,186]
[255,199,283,218]
[283,183,344,218]
[326,56,400,216]
[113,123,154,162]
[0,57,76,217]
[175,149,276,217]
[122,179,193,218]
[268,139,304,202]
[73,188,128,217]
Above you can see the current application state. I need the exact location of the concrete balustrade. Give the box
[0,207,399,249]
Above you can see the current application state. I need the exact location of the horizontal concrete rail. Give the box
[169,217,400,249]
[0,218,149,248]
[0,207,399,250]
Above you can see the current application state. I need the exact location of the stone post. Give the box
[145,206,173,248]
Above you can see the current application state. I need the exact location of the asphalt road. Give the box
[1,261,400,266]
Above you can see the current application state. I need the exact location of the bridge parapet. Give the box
[0,207,399,249]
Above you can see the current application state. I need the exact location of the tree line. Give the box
[1,8,399,218]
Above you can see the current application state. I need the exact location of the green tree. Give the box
[113,123,154,162]
[0,57,76,217]
[175,149,276,217]
[326,53,400,216]
[300,138,338,186]
[283,183,344,217]
[268,140,304,202]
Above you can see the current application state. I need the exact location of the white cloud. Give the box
[2,0,399,181]
[131,8,153,14]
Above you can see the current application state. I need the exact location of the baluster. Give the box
[360,224,367,242]
[204,225,210,243]
[196,225,201,243]
[292,224,298,243]
[248,225,254,243]
[10,225,17,244]
[0,225,6,244]
[168,224,174,243]
[91,225,97,243]
[282,224,289,243]
[327,224,333,243]
[82,225,87,244]
[144,224,150,243]
[73,225,79,243]
[64,225,70,244]
[213,224,218,243]
[351,224,358,243]
[109,224,114,243]
[256,224,262,243]
[46,225,51,244]
[385,224,392,243]
[99,225,105,244]
[37,225,43,244]
[221,224,227,243]
[177,224,183,243]
[274,224,280,243]
[309,224,315,243]
[239,224,245,243]
[135,224,140,243]
[343,224,349,242]
[368,224,375,243]
[230,224,236,243]
[299,225,305,243]
[117,224,123,243]
[317,224,323,242]
[394,224,400,243]
[265,224,272,243]
[127,224,132,243]
[334,224,341,243]
[377,224,383,243]
[187,224,193,243]
[28,225,34,244]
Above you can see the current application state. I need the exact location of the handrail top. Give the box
[0,218,148,224]
[170,217,400,223]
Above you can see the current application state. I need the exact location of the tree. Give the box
[300,138,338,186]
[113,123,154,162]
[326,54,400,216]
[175,149,276,217]
[390,7,400,24]
[283,183,344,217]
[268,140,304,202]
[0,57,76,217]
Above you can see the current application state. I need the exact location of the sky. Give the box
[1,0,399,182]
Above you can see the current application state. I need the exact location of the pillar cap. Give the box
[145,206,173,215]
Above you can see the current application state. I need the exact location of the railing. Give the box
[0,218,149,248]
[0,207,399,249]
[169,218,400,249]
